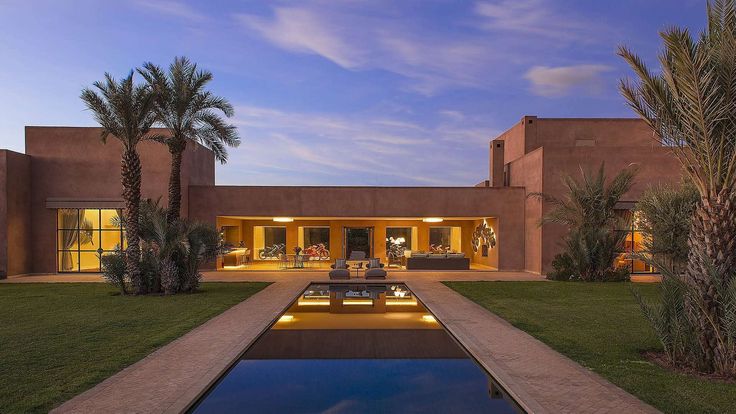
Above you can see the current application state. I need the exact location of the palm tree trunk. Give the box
[166,138,186,224]
[122,148,145,294]
[685,190,736,374]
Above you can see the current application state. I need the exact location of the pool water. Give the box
[189,284,523,414]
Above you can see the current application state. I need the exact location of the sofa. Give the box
[406,252,470,270]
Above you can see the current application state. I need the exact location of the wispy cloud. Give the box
[234,4,496,94]
[474,0,598,42]
[239,7,363,68]
[235,1,609,95]
[524,64,613,97]
[132,0,205,22]
[219,104,494,186]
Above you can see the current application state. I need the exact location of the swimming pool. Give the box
[189,283,523,413]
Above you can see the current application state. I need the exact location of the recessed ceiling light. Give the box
[273,217,294,222]
[278,315,294,322]
[422,218,443,223]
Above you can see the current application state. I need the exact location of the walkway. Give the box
[407,280,660,414]
[51,280,309,414]
[19,271,658,413]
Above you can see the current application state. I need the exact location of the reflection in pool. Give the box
[189,284,523,413]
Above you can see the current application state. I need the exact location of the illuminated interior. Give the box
[615,210,656,274]
[216,216,500,271]
[57,208,125,272]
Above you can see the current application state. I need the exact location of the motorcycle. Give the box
[387,237,406,259]
[258,243,285,260]
[303,243,330,260]
[429,244,449,254]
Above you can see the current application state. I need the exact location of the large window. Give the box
[616,211,655,273]
[302,227,330,259]
[386,227,412,259]
[57,208,125,272]
[254,226,286,260]
[429,227,451,252]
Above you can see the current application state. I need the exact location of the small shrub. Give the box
[531,163,636,282]
[547,253,577,281]
[601,266,630,282]
[140,247,159,293]
[548,252,630,282]
[101,250,127,295]
[109,200,223,296]
[160,259,179,295]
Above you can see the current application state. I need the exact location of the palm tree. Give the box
[618,0,736,374]
[138,57,240,224]
[81,72,158,295]
[531,163,637,281]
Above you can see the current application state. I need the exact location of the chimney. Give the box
[490,140,505,187]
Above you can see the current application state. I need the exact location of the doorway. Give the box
[343,227,373,259]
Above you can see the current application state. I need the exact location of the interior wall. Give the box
[469,218,499,269]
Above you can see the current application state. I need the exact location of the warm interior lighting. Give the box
[421,314,437,323]
[386,299,418,306]
[343,299,373,305]
[297,299,330,306]
[273,217,294,222]
[278,315,295,322]
[422,217,443,223]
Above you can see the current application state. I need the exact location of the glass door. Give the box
[343,227,373,259]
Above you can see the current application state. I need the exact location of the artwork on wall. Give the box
[472,221,496,253]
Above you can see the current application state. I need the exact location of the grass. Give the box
[0,282,269,413]
[444,281,736,414]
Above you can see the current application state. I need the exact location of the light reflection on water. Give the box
[189,284,523,414]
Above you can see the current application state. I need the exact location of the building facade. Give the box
[0,117,682,278]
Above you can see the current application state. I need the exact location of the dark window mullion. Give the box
[77,209,82,272]
[98,209,102,269]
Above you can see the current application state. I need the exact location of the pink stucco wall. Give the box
[493,117,684,274]
[24,127,215,274]
[0,150,32,277]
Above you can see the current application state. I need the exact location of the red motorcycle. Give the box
[303,243,330,260]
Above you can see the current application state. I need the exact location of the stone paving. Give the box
[407,280,660,414]
[51,280,308,414]
[15,270,660,413]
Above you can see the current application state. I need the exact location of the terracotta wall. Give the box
[539,146,683,273]
[24,127,214,274]
[507,147,544,273]
[492,117,682,274]
[194,186,526,270]
[534,118,658,148]
[0,150,32,277]
[0,151,7,277]
[494,117,527,164]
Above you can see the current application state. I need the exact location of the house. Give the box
[0,116,682,277]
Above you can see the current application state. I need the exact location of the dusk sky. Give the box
[0,0,705,186]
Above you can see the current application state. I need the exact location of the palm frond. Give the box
[139,56,240,162]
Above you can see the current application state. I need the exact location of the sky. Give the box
[0,0,706,186]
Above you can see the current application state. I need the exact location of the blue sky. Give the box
[0,0,705,186]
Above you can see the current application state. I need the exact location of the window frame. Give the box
[615,210,656,274]
[57,208,125,273]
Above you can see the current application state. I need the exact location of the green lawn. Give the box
[445,281,736,414]
[0,282,269,413]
